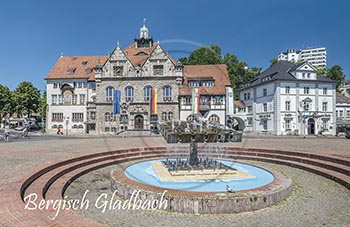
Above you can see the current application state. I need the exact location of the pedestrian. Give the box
[57,127,61,135]
[22,126,29,139]
[4,129,10,142]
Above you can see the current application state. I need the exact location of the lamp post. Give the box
[65,117,69,136]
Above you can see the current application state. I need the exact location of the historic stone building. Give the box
[94,23,183,133]
[45,22,233,135]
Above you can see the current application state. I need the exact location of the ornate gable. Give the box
[102,45,134,78]
[149,45,168,60]
[110,46,129,62]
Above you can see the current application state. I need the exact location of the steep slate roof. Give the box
[45,56,108,80]
[336,93,350,104]
[240,60,336,90]
[180,64,231,95]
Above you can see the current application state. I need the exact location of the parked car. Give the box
[345,131,350,139]
[27,124,42,131]
[14,126,26,131]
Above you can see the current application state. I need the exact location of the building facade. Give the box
[335,93,350,133]
[45,23,233,134]
[238,61,337,136]
[278,47,327,68]
[45,56,107,134]
[340,80,350,97]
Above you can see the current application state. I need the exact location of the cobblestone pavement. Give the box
[0,135,349,226]
[65,161,350,227]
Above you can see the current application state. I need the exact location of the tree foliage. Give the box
[13,81,41,117]
[179,45,222,65]
[269,58,278,66]
[179,44,261,98]
[326,65,345,92]
[0,85,14,117]
[39,91,47,119]
[316,66,327,76]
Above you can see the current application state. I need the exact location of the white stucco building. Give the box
[335,93,350,133]
[278,47,327,68]
[237,61,337,136]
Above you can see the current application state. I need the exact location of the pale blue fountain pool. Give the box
[125,159,274,192]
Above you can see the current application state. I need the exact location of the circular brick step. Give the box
[3,146,348,226]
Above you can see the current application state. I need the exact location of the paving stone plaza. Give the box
[0,135,349,226]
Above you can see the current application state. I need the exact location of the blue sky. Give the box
[0,0,349,92]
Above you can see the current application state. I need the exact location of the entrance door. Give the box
[308,118,315,134]
[134,115,144,129]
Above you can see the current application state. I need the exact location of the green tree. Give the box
[316,66,327,76]
[326,65,345,92]
[39,91,47,120]
[179,45,261,98]
[295,59,305,65]
[0,84,14,117]
[183,45,222,65]
[13,81,41,117]
[269,58,278,66]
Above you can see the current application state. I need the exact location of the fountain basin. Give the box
[110,158,292,214]
[125,159,273,192]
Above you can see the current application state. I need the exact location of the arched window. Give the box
[162,112,167,120]
[106,87,114,102]
[144,86,152,101]
[209,114,220,123]
[187,114,195,121]
[105,112,111,122]
[63,90,72,104]
[168,112,174,120]
[163,85,172,101]
[125,86,134,102]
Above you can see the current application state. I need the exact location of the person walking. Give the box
[22,126,29,139]
[4,129,10,142]
[57,127,61,135]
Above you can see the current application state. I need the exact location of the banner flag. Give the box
[192,88,200,114]
[113,90,121,115]
[150,89,158,114]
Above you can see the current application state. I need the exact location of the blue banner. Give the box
[113,90,121,115]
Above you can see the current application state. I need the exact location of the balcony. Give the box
[258,114,271,119]
[72,118,84,122]
[52,118,64,122]
[87,102,96,109]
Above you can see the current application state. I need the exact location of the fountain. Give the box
[110,118,292,214]
[159,119,242,143]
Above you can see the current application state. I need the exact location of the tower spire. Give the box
[140,18,149,38]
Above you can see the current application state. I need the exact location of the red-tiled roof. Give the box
[45,56,108,80]
[123,43,158,66]
[234,100,246,107]
[180,64,231,95]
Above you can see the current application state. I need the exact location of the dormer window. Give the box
[81,61,88,66]
[263,88,267,96]
[67,68,76,75]
[85,69,92,74]
[136,52,147,56]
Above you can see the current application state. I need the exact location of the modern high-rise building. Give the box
[278,47,327,68]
